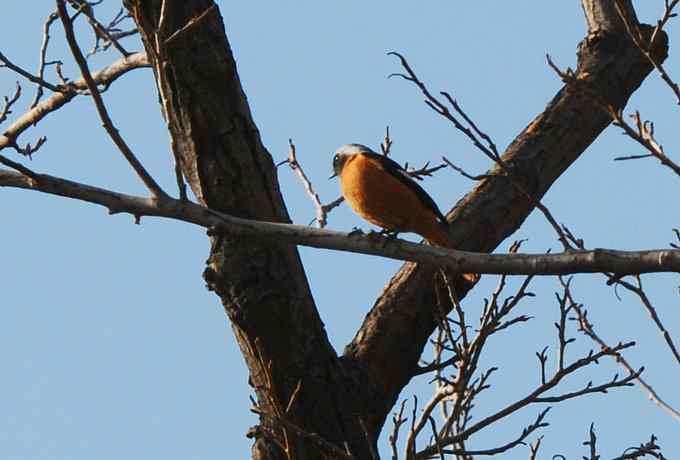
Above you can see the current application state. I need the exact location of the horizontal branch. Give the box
[2,168,680,277]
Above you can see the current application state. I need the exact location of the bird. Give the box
[330,143,452,247]
[331,143,479,284]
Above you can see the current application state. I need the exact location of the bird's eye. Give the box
[333,154,340,166]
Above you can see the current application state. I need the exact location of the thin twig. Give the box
[442,157,490,181]
[573,304,680,422]
[0,82,22,126]
[406,161,448,181]
[614,275,680,366]
[57,0,166,199]
[0,53,149,152]
[437,408,550,458]
[389,400,408,460]
[381,125,393,156]
[252,407,356,460]
[67,0,131,57]
[584,423,598,460]
[31,10,61,108]
[612,111,680,177]
[0,153,40,180]
[0,51,64,94]
[613,434,666,460]
[391,51,574,250]
[283,139,328,227]
[417,339,636,459]
[614,0,680,105]
[548,54,680,178]
[165,4,217,46]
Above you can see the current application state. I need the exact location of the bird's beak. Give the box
[329,172,337,180]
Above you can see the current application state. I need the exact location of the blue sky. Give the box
[1,1,679,459]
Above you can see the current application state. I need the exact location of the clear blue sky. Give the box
[1,1,679,459]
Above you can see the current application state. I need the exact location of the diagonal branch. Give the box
[614,0,680,104]
[0,52,149,152]
[343,0,668,440]
[391,52,575,250]
[572,298,680,422]
[614,275,680,367]
[0,51,64,94]
[67,0,131,57]
[56,0,166,198]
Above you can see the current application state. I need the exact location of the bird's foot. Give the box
[378,228,400,240]
[365,228,400,248]
[348,227,365,238]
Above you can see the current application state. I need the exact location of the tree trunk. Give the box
[123,1,666,458]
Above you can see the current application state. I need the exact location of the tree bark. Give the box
[124,1,379,458]
[122,1,667,459]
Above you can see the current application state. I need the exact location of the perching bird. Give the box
[331,143,452,247]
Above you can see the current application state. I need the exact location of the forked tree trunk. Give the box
[123,1,666,458]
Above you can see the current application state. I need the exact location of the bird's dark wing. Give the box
[363,151,448,226]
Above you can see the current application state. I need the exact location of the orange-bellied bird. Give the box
[331,143,452,247]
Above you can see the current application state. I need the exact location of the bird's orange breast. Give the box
[340,154,450,246]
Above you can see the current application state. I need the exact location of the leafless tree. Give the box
[1,1,678,459]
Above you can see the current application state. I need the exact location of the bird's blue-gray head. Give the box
[331,144,376,178]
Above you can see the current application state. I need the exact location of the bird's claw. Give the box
[348,227,365,238]
[379,228,400,240]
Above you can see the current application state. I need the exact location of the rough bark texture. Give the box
[123,1,666,459]
[123,1,379,459]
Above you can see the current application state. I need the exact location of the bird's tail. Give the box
[424,221,480,285]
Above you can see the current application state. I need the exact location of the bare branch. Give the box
[67,0,131,57]
[0,82,22,126]
[558,231,680,379]
[321,196,345,216]
[0,52,149,152]
[252,406,356,460]
[416,340,636,458]
[439,408,550,458]
[555,279,576,371]
[548,52,680,178]
[391,51,574,250]
[389,400,408,460]
[584,423,599,460]
[31,9,61,108]
[613,275,680,366]
[282,139,329,227]
[10,136,47,158]
[165,4,217,46]
[528,436,543,460]
[57,0,166,198]
[573,304,680,422]
[4,167,680,276]
[614,0,680,104]
[388,51,497,163]
[531,371,638,403]
[381,125,393,156]
[405,161,447,181]
[613,434,667,460]
[0,154,40,180]
[611,111,680,177]
[442,157,489,181]
[0,51,64,94]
